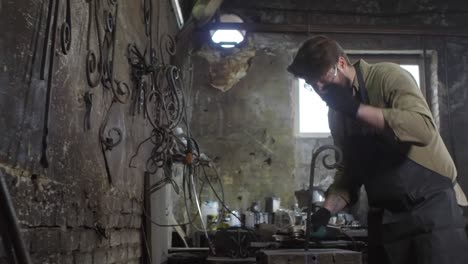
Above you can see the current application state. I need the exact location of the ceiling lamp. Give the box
[210,14,246,48]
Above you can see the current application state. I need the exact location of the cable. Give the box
[143,207,192,228]
[127,44,187,190]
[142,167,205,227]
[201,164,259,241]
[185,166,221,233]
[182,166,204,223]
[201,164,225,203]
[124,3,219,250]
[190,172,216,255]
[128,133,154,168]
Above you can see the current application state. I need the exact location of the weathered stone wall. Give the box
[190,40,297,211]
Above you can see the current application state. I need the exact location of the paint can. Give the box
[201,201,219,228]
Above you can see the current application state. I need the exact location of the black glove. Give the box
[321,83,360,118]
[309,207,331,232]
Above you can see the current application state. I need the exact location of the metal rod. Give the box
[40,0,55,80]
[0,170,32,264]
[40,0,61,168]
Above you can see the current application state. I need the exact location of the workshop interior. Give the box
[1,0,468,263]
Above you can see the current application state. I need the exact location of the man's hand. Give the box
[321,83,360,118]
[309,207,332,235]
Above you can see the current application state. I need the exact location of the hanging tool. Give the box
[85,0,102,88]
[83,91,93,131]
[60,0,72,54]
[40,0,60,168]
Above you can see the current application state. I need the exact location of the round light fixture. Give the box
[210,14,246,48]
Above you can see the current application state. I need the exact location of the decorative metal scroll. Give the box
[305,145,343,251]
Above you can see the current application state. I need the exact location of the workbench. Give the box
[206,256,256,264]
[257,248,362,264]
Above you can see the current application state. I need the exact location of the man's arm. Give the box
[308,192,348,234]
[323,193,348,214]
[359,67,436,146]
[356,104,385,131]
[324,66,436,146]
[356,101,435,146]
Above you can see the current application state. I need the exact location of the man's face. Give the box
[304,63,352,98]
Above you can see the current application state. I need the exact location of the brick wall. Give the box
[0,0,179,263]
[4,169,144,263]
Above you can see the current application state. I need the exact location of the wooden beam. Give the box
[200,22,468,37]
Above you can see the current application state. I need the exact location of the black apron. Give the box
[347,63,468,264]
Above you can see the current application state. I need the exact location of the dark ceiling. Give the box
[177,0,468,37]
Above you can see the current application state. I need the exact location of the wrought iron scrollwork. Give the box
[305,144,343,251]
[311,145,342,171]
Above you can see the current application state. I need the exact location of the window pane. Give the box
[298,79,330,134]
[399,65,420,88]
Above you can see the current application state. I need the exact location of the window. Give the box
[297,54,424,137]
[400,65,420,88]
[298,78,330,135]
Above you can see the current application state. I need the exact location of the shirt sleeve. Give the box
[380,66,437,146]
[326,110,360,206]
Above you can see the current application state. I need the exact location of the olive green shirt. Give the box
[328,59,467,206]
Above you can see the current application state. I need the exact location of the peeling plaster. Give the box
[196,41,256,92]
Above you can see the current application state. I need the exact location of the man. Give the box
[288,35,468,264]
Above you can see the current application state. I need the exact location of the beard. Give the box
[318,71,355,107]
[320,71,353,100]
[338,69,353,90]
